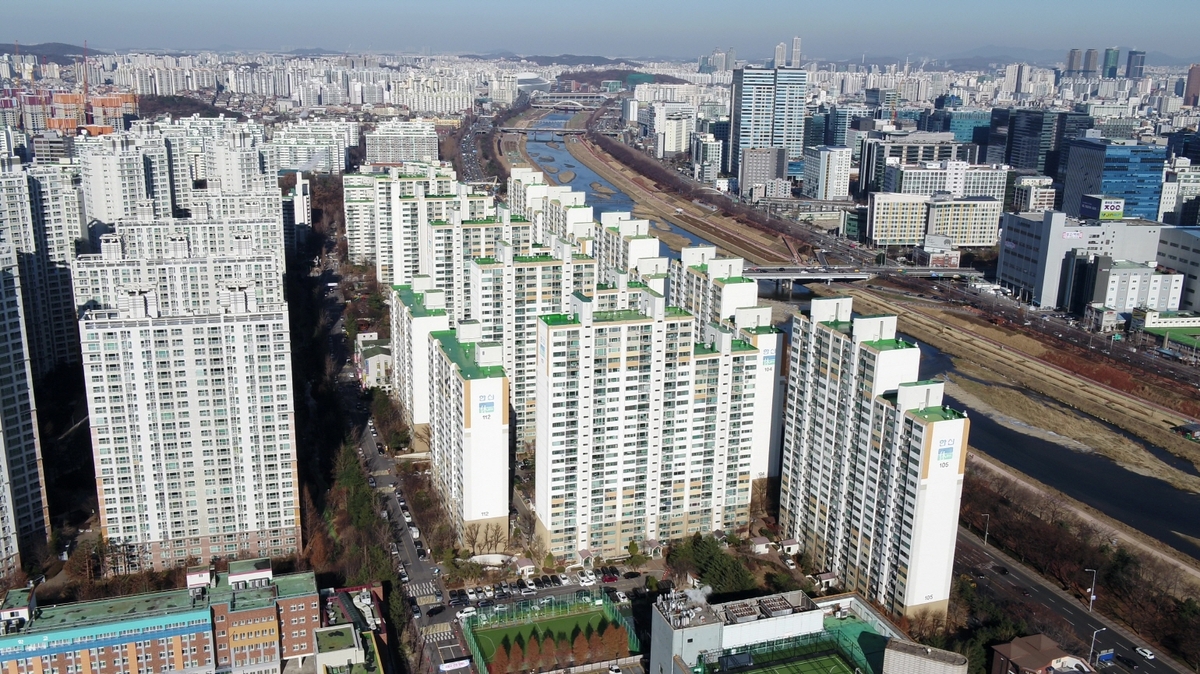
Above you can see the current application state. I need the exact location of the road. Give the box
[956,529,1187,674]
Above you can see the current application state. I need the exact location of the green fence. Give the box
[693,630,873,674]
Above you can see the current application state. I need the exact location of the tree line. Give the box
[487,619,630,674]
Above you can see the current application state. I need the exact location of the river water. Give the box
[526,113,1200,561]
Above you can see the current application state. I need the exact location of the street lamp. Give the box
[1088,627,1107,664]
[982,513,990,547]
[1085,568,1098,612]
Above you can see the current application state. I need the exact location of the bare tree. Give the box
[526,533,547,568]
[463,523,482,555]
[518,510,537,544]
[483,523,506,553]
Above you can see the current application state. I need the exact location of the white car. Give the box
[784,558,796,570]
[584,569,596,582]
[614,591,629,603]
[557,573,571,586]
[1135,648,1155,660]
[409,526,420,540]
[577,571,595,586]
[483,585,495,599]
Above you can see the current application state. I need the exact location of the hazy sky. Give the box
[9,0,1199,60]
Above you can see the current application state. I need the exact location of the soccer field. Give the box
[749,653,856,674]
[472,610,610,662]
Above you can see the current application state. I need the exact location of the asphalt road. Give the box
[956,529,1185,673]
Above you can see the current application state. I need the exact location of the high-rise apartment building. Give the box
[77,133,175,222]
[0,243,48,578]
[789,37,802,69]
[779,296,969,618]
[668,246,759,325]
[428,324,510,546]
[1065,49,1083,77]
[1082,49,1100,78]
[1185,64,1200,107]
[534,290,780,558]
[773,43,787,69]
[365,119,439,164]
[271,119,358,174]
[74,227,300,572]
[1103,48,1121,79]
[1125,51,1146,79]
[802,146,852,201]
[1061,137,1166,221]
[392,277,450,429]
[729,67,807,176]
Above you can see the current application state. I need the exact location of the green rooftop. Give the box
[513,254,559,263]
[17,587,199,633]
[273,572,319,599]
[715,276,755,285]
[665,306,692,317]
[819,320,853,334]
[540,314,580,327]
[474,257,500,266]
[432,330,506,380]
[910,405,967,423]
[593,309,649,323]
[393,284,448,318]
[315,627,359,653]
[731,339,757,352]
[862,338,916,352]
[741,325,782,335]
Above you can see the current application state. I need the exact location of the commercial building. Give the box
[428,325,510,546]
[0,243,47,578]
[1060,257,1182,315]
[738,147,787,197]
[1061,137,1166,221]
[918,108,993,143]
[1186,64,1200,107]
[638,102,697,159]
[925,194,1002,247]
[859,131,979,193]
[354,332,391,392]
[730,67,807,176]
[692,133,723,185]
[0,558,320,673]
[1156,227,1200,311]
[913,235,961,268]
[881,160,1009,201]
[365,118,438,164]
[1005,109,1092,179]
[1013,175,1057,212]
[991,634,1094,674]
[867,193,930,246]
[779,297,970,618]
[1126,50,1146,79]
[801,146,851,201]
[1103,48,1121,79]
[996,210,1165,307]
[74,228,300,572]
[534,290,780,558]
[650,590,967,674]
[391,277,450,428]
[1158,156,1200,225]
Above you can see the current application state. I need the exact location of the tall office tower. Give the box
[802,145,852,200]
[341,164,494,284]
[74,229,299,573]
[472,238,597,444]
[1185,65,1200,107]
[1103,48,1121,78]
[918,109,992,143]
[1158,157,1200,225]
[534,290,780,558]
[790,37,802,68]
[1006,109,1093,178]
[774,43,788,69]
[77,133,175,222]
[859,131,980,194]
[0,161,87,377]
[1061,137,1167,220]
[985,108,1012,165]
[804,112,828,150]
[1013,175,1057,212]
[729,67,807,176]
[365,119,439,164]
[427,323,510,546]
[1082,49,1100,78]
[392,277,450,429]
[827,105,870,148]
[779,296,969,618]
[0,243,49,578]
[1065,49,1083,76]
[1125,50,1146,79]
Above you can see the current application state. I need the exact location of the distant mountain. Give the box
[0,42,106,65]
[288,47,341,55]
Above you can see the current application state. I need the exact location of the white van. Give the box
[457,606,478,620]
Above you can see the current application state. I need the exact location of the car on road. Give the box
[1135,648,1155,660]
[1115,655,1139,669]
[427,605,445,617]
[994,566,1009,575]
[1020,589,1031,597]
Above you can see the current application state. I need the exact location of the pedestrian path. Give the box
[422,623,455,642]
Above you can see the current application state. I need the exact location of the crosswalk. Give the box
[422,623,455,642]
[407,581,437,597]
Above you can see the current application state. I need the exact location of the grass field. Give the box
[750,653,856,674]
[473,610,609,662]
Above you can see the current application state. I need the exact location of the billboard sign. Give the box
[1080,194,1125,220]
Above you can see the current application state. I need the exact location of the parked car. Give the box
[478,598,495,608]
[483,585,495,599]
[557,573,571,586]
[541,574,553,588]
[577,571,594,586]
[520,586,537,597]
[427,605,445,617]
[584,569,597,583]
[550,574,563,587]
[783,559,796,570]
[457,606,478,620]
[532,576,545,589]
[623,571,641,579]
[409,526,420,540]
[466,587,478,602]
[367,477,376,488]
[614,591,629,603]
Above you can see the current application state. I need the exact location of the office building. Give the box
[801,146,851,201]
[1126,50,1146,79]
[0,160,87,378]
[867,193,930,246]
[828,105,870,148]
[637,102,697,159]
[1186,64,1200,107]
[996,210,1165,307]
[74,227,300,572]
[926,194,1002,247]
[534,290,780,558]
[1159,157,1200,225]
[428,324,510,545]
[0,243,48,578]
[365,118,438,164]
[1013,175,1057,212]
[0,559,320,673]
[985,108,1013,165]
[729,67,807,176]
[1060,256,1182,316]
[780,296,969,618]
[738,147,787,196]
[1082,49,1100,78]
[881,160,1009,201]
[1065,49,1083,77]
[1005,109,1093,178]
[391,277,450,429]
[1061,137,1166,221]
[471,239,597,444]
[692,133,723,184]
[1156,228,1200,311]
[918,108,992,143]
[859,131,979,193]
[1103,48,1121,79]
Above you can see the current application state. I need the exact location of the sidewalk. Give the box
[957,527,1193,674]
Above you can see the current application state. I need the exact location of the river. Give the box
[527,114,1200,562]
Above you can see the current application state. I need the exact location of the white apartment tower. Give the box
[669,246,759,324]
[391,276,450,429]
[428,324,510,546]
[780,297,969,618]
[471,238,598,444]
[0,243,49,578]
[535,290,779,559]
[77,133,175,222]
[802,146,852,201]
[365,119,439,165]
[74,229,300,572]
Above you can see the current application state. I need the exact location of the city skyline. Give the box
[7,0,1200,62]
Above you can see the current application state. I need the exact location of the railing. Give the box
[693,630,872,674]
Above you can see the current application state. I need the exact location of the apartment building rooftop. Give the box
[394,284,448,318]
[862,338,916,351]
[909,405,968,423]
[431,330,505,380]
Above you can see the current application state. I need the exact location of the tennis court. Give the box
[748,653,857,674]
[472,609,610,662]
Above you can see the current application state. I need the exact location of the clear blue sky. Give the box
[9,0,1199,61]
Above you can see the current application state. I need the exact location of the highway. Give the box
[956,528,1187,674]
